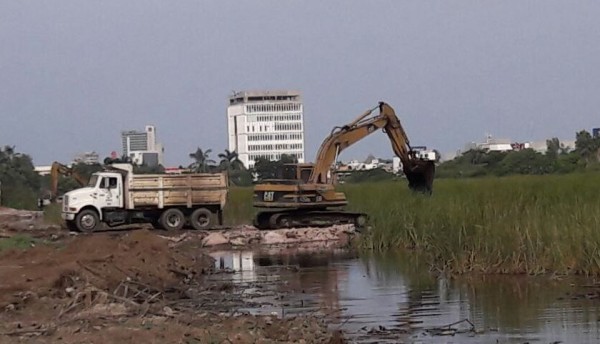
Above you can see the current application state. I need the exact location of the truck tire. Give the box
[159,208,185,231]
[75,209,100,233]
[190,208,213,230]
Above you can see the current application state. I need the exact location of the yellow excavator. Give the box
[49,162,87,202]
[252,101,435,229]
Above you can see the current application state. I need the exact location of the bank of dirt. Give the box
[0,230,344,343]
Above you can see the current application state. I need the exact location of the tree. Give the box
[0,146,40,209]
[251,154,298,181]
[546,137,561,160]
[575,130,598,165]
[188,147,216,173]
[218,149,245,171]
[252,157,279,180]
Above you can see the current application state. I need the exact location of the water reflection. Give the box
[206,249,600,343]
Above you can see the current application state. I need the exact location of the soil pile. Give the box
[0,230,343,343]
[0,230,208,308]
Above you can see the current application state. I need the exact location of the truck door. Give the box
[100,176,122,208]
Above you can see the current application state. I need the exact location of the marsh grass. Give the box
[345,173,600,275]
[223,187,255,226]
[221,175,600,275]
[43,203,63,225]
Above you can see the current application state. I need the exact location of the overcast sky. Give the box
[1,1,599,166]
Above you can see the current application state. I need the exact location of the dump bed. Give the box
[124,172,228,210]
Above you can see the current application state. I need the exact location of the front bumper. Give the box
[61,212,76,221]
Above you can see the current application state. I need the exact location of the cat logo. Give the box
[263,191,275,202]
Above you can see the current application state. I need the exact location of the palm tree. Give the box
[218,149,245,171]
[189,147,216,173]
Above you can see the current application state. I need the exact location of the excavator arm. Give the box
[309,102,435,193]
[50,162,87,201]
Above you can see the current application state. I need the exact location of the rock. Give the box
[163,306,174,316]
[229,236,247,246]
[285,231,298,239]
[202,233,229,247]
[262,232,287,245]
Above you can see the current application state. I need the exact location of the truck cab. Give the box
[62,171,124,231]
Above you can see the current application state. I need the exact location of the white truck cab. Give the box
[62,171,125,231]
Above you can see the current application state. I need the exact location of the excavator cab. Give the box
[264,163,314,184]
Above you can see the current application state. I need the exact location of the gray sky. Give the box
[1,1,599,166]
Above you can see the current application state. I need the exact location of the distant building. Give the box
[227,90,305,169]
[465,135,513,152]
[460,135,576,156]
[523,140,576,154]
[73,151,99,165]
[121,125,164,166]
[34,165,53,176]
[593,128,600,138]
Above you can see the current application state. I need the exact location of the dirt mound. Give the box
[0,229,345,343]
[0,230,211,308]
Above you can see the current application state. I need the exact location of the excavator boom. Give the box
[50,162,87,201]
[309,102,434,192]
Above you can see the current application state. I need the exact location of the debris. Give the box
[426,318,476,336]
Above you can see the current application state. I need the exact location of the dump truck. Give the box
[61,164,228,232]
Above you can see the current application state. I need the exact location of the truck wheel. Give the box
[190,208,213,230]
[159,208,185,231]
[75,209,100,233]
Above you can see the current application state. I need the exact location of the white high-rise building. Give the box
[227,90,305,168]
[121,125,164,166]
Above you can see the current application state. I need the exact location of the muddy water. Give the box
[205,249,600,344]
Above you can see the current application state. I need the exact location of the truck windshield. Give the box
[87,175,99,187]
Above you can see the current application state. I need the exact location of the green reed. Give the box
[223,187,255,226]
[345,174,600,275]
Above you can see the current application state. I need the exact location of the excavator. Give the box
[252,101,435,229]
[49,162,87,202]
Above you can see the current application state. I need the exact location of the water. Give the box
[205,248,600,344]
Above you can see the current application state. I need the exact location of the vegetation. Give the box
[350,174,600,275]
[43,203,63,225]
[223,187,254,226]
[0,234,36,252]
[252,154,297,181]
[188,148,216,173]
[437,130,600,178]
[0,146,41,209]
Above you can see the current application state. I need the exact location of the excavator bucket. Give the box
[404,160,435,195]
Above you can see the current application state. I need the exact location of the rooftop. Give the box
[229,90,302,105]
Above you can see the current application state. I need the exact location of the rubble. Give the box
[173,224,357,249]
[0,207,61,237]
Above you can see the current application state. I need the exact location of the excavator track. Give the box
[253,209,368,230]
